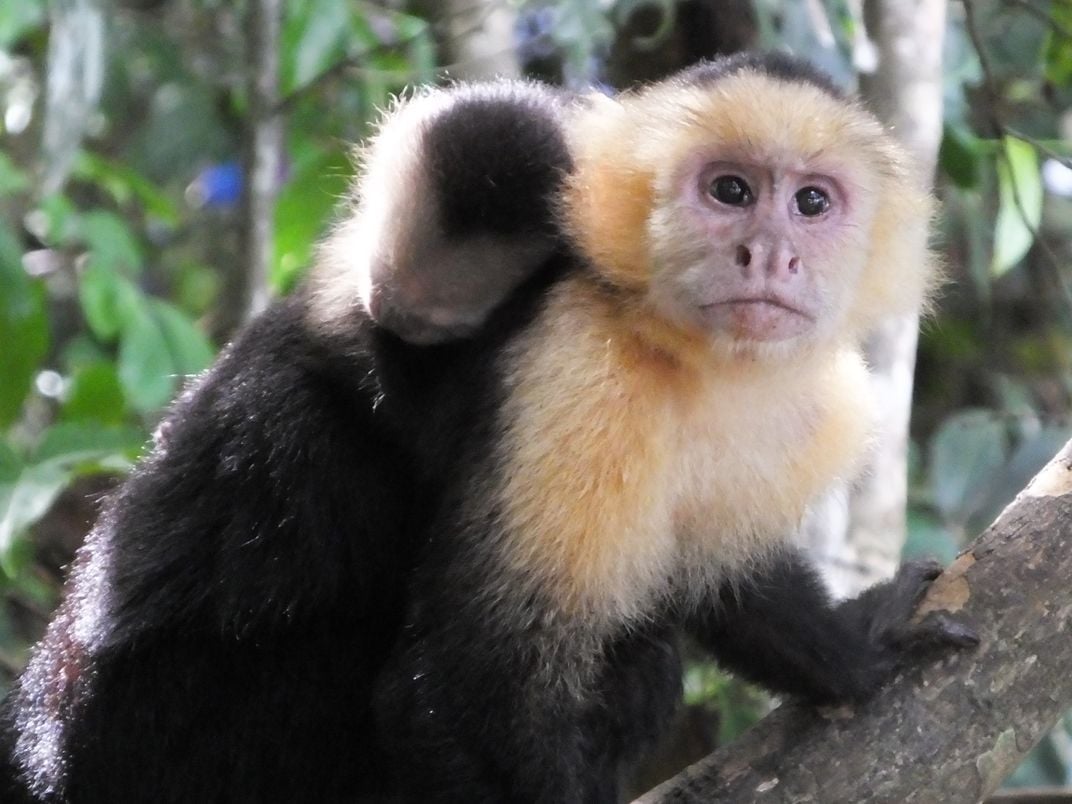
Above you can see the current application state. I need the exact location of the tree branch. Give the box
[636,439,1072,803]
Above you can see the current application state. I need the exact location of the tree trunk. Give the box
[215,0,282,340]
[636,439,1072,803]
[416,0,521,80]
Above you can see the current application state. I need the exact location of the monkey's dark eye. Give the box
[710,176,753,207]
[795,187,830,217]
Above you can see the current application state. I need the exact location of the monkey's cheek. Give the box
[700,301,815,343]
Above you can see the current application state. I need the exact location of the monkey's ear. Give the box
[318,81,573,345]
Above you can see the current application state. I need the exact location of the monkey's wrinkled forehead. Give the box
[630,69,893,177]
[567,56,913,200]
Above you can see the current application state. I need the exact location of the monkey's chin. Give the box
[699,300,815,343]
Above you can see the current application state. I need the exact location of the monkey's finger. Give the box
[868,560,946,633]
[888,611,980,652]
[898,559,944,588]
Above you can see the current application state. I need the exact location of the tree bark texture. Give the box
[636,439,1072,803]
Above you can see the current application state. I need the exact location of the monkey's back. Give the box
[3,251,575,802]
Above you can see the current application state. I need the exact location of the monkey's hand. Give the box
[689,553,978,705]
[835,559,980,679]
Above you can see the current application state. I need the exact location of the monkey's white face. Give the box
[648,154,871,352]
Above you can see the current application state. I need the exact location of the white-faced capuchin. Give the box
[2,52,977,803]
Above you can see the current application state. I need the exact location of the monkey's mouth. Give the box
[715,297,812,315]
[699,297,816,341]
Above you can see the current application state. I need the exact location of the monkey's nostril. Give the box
[735,245,751,267]
[788,257,800,275]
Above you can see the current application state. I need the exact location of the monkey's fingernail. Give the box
[937,616,980,646]
[917,562,943,581]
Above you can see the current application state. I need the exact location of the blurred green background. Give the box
[2,0,1072,793]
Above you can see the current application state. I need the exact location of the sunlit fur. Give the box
[489,68,937,629]
[314,81,567,343]
[312,87,451,331]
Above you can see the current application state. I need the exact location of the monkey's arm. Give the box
[687,551,978,704]
[317,80,573,344]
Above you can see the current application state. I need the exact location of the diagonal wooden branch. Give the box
[636,439,1072,803]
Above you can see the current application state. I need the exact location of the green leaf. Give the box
[1044,1,1072,86]
[78,259,142,342]
[28,194,79,246]
[615,0,677,51]
[0,0,44,48]
[0,441,22,484]
[0,459,70,568]
[62,362,128,424]
[298,2,349,85]
[118,299,179,413]
[60,334,109,373]
[938,125,980,189]
[286,0,350,91]
[0,222,49,426]
[0,152,29,196]
[0,426,141,570]
[992,136,1042,277]
[0,441,22,559]
[150,300,216,379]
[73,153,181,224]
[929,409,1008,525]
[272,146,350,292]
[34,422,145,464]
[79,210,144,275]
[176,261,221,315]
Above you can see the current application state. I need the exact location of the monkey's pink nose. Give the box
[735,240,800,281]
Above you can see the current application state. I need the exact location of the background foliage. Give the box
[2,0,1071,791]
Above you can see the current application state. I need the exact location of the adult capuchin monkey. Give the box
[4,52,976,803]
